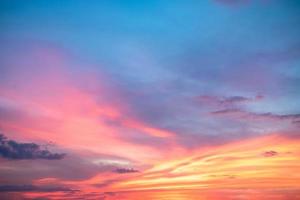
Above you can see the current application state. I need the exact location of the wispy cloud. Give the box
[211,108,300,124]
[109,134,300,192]
[196,95,263,107]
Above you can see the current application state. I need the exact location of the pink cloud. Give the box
[0,41,180,166]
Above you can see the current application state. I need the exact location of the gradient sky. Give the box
[0,0,300,199]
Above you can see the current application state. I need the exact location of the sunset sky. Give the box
[0,0,300,199]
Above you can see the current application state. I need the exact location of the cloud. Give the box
[292,120,300,126]
[0,184,77,193]
[113,168,139,174]
[257,113,300,121]
[222,96,252,104]
[196,95,263,107]
[211,109,300,123]
[211,108,240,115]
[263,150,278,157]
[222,95,263,104]
[0,134,65,160]
[110,134,300,192]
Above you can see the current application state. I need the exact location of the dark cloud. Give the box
[222,96,251,104]
[211,108,242,115]
[257,113,300,121]
[263,151,278,157]
[0,151,138,185]
[0,134,65,160]
[292,120,300,126]
[196,95,263,107]
[222,95,264,104]
[0,184,77,193]
[113,168,139,174]
[211,109,300,123]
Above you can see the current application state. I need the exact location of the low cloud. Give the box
[0,134,65,160]
[0,184,77,193]
[113,168,139,174]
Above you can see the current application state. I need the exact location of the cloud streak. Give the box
[113,168,140,174]
[211,108,300,123]
[197,95,263,107]
[0,184,76,193]
[109,134,300,192]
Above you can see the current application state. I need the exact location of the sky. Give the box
[0,0,300,199]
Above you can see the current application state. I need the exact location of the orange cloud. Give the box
[23,133,300,200]
[0,44,179,165]
[108,134,300,192]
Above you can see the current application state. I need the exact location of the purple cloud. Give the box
[211,109,300,124]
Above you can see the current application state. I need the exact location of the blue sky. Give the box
[1,0,300,143]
